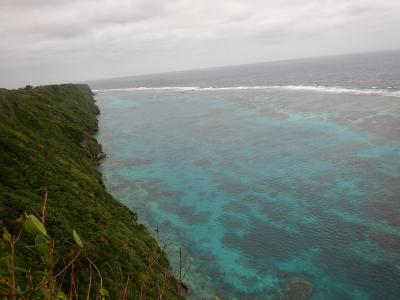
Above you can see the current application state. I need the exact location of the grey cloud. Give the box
[91,1,170,25]
[1,0,64,7]
[0,0,399,88]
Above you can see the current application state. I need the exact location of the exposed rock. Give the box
[178,282,192,298]
[95,144,107,164]
[96,151,107,161]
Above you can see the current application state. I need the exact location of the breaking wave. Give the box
[93,85,400,97]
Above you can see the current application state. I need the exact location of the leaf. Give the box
[24,214,47,237]
[14,266,27,273]
[72,229,84,248]
[2,228,11,242]
[215,297,221,300]
[0,256,11,273]
[99,288,109,297]
[41,288,51,299]
[56,291,67,300]
[35,235,49,257]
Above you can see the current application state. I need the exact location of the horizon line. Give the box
[82,47,400,84]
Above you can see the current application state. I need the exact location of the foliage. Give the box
[1,211,98,299]
[0,84,182,299]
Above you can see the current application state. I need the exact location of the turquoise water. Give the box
[95,88,400,299]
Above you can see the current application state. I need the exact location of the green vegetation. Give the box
[0,84,182,299]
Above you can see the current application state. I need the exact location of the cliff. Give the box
[0,84,182,299]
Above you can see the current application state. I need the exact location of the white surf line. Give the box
[93,85,400,97]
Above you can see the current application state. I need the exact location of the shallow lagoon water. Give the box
[95,88,400,299]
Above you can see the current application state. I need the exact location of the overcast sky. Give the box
[1,0,399,88]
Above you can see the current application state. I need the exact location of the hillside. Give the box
[0,84,182,299]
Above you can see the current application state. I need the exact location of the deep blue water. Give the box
[89,49,400,91]
[93,51,400,299]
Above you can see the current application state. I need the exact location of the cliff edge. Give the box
[0,84,182,299]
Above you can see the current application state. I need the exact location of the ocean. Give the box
[91,50,400,300]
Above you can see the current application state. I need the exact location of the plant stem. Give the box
[10,240,16,300]
[86,264,93,300]
[35,250,81,291]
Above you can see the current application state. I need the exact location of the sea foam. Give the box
[93,85,400,97]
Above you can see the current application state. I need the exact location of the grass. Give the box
[0,84,183,299]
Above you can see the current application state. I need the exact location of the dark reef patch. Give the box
[223,218,313,265]
[373,232,400,253]
[193,158,212,167]
[281,277,313,300]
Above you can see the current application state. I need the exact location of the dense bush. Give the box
[0,84,182,299]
